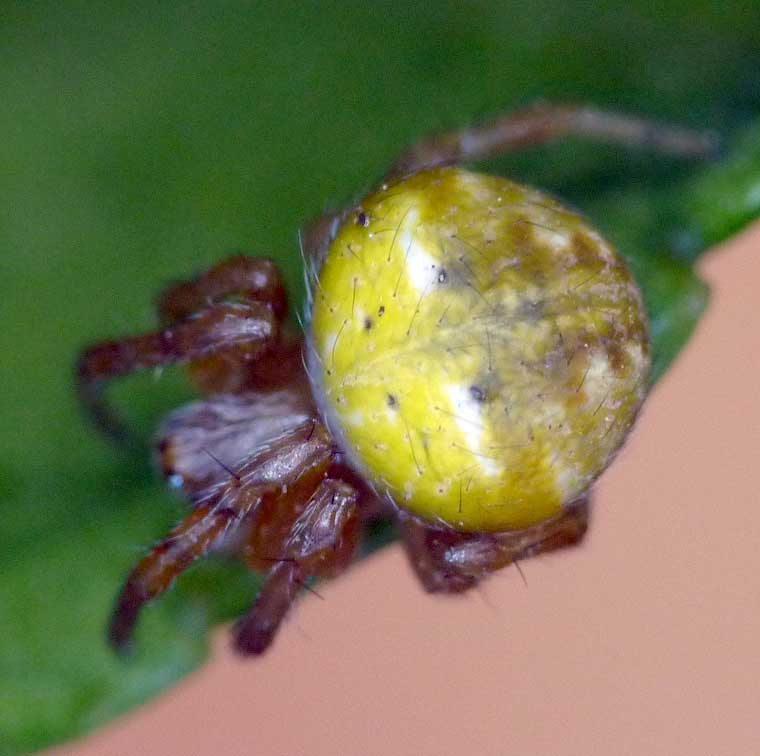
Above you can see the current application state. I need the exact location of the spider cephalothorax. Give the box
[77,103,712,655]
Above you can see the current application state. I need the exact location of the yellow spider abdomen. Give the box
[309,168,650,532]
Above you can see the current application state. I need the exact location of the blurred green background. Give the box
[2,2,760,753]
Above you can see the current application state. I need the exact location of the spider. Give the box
[77,103,713,655]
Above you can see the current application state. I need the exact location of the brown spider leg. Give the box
[156,255,287,325]
[400,498,590,593]
[77,301,279,443]
[108,420,334,651]
[387,102,717,180]
[399,514,479,594]
[234,477,359,655]
[155,386,315,497]
[156,254,303,395]
[78,255,289,443]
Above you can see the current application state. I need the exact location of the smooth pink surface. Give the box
[60,224,760,756]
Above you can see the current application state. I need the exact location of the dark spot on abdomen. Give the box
[469,385,487,402]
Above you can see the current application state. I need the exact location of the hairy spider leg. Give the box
[235,477,360,655]
[157,255,306,394]
[399,499,589,593]
[76,255,289,443]
[388,101,717,180]
[156,387,316,497]
[109,421,334,652]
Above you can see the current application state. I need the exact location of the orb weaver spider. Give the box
[76,103,713,655]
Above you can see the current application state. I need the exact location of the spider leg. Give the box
[156,386,315,497]
[156,255,286,325]
[399,514,479,593]
[387,102,717,180]
[234,477,360,655]
[156,254,299,394]
[77,255,289,443]
[77,302,278,443]
[108,420,334,652]
[400,498,590,593]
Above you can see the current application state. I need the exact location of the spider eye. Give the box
[309,167,650,533]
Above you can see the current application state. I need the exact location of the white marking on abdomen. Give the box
[402,221,440,292]
[446,384,500,476]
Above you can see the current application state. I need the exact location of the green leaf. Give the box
[2,2,759,753]
[677,123,760,255]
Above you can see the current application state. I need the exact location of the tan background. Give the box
[60,224,760,756]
